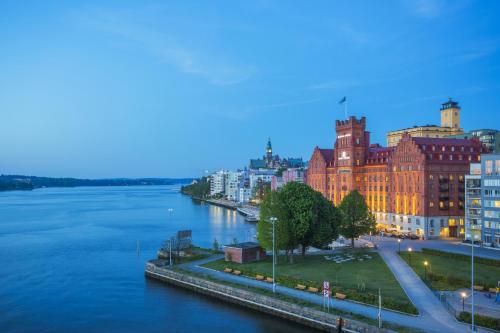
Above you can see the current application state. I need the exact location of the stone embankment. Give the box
[145,262,394,333]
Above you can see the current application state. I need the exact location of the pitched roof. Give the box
[318,148,334,165]
[250,159,267,169]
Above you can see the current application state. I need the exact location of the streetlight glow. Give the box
[408,247,412,266]
[423,260,428,280]
[397,238,401,253]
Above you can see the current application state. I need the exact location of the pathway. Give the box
[177,255,480,332]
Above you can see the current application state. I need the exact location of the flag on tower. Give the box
[338,96,346,104]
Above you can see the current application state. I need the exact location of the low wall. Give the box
[145,264,393,333]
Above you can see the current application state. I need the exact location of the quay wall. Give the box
[145,265,393,333]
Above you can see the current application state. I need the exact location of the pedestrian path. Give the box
[178,255,478,332]
[378,249,471,333]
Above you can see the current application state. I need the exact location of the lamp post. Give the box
[397,239,401,254]
[424,261,428,281]
[408,247,412,266]
[270,216,278,293]
[461,292,467,312]
[471,234,478,332]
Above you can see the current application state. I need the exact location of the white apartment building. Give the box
[210,170,226,196]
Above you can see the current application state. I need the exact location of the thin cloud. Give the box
[72,8,257,86]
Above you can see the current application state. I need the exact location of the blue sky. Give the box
[1,0,499,178]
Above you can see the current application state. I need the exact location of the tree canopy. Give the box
[338,190,376,248]
[258,182,340,263]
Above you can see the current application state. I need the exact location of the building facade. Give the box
[210,170,226,196]
[464,155,500,247]
[464,163,482,242]
[307,116,486,239]
[386,99,464,147]
[482,155,500,247]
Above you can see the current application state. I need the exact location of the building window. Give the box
[429,202,434,207]
[430,219,434,227]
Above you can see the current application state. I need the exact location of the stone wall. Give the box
[145,265,394,333]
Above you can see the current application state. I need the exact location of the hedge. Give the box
[421,248,500,267]
[458,312,500,331]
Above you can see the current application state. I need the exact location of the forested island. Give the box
[0,175,193,192]
[180,177,210,198]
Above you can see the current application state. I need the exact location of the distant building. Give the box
[225,171,244,201]
[249,138,304,170]
[210,170,226,196]
[237,187,252,204]
[447,129,500,153]
[271,168,305,191]
[386,98,464,147]
[224,242,266,263]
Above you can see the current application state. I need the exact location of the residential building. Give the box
[307,115,486,239]
[464,155,500,247]
[386,98,464,147]
[464,163,482,241]
[271,168,305,191]
[447,129,500,153]
[249,170,275,190]
[482,154,500,247]
[225,171,244,201]
[238,187,252,204]
[210,170,226,196]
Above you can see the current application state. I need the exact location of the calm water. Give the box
[0,185,313,333]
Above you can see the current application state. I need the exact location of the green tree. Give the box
[307,191,340,250]
[258,182,340,263]
[338,190,376,248]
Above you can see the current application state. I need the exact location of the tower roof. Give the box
[441,98,460,110]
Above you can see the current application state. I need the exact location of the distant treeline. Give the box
[181,177,210,198]
[0,175,193,191]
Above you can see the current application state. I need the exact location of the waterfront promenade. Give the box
[176,254,491,333]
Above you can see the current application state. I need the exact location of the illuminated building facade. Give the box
[307,116,486,239]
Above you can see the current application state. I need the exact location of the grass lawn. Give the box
[399,250,500,291]
[202,249,417,314]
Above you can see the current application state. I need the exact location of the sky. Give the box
[1,0,499,178]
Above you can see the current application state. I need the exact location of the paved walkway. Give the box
[378,249,468,333]
[178,255,481,332]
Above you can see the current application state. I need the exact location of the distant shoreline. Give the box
[0,175,193,192]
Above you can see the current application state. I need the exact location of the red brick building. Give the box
[306,116,487,239]
[224,242,266,263]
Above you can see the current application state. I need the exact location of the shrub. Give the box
[421,248,500,267]
[458,312,500,331]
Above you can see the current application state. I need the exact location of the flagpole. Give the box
[345,99,347,119]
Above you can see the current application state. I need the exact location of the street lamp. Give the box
[408,247,413,266]
[270,216,278,293]
[461,292,467,312]
[424,261,428,280]
[397,239,401,254]
[471,234,479,332]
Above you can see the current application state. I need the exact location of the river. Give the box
[0,185,314,333]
